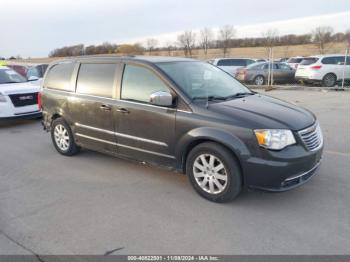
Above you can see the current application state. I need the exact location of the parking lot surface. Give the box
[1,90,350,255]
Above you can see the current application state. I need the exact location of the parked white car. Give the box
[295,55,350,87]
[0,66,42,119]
[209,58,265,76]
[286,57,304,69]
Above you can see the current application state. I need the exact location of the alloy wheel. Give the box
[255,76,264,85]
[54,124,70,151]
[193,154,228,194]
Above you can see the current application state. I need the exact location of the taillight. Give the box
[237,69,247,75]
[38,92,42,110]
[310,65,322,70]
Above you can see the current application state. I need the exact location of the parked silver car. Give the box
[209,58,266,76]
[236,62,296,85]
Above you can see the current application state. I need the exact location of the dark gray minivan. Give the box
[41,56,323,202]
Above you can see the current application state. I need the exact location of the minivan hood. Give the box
[209,94,315,131]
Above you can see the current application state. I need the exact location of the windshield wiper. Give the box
[192,96,227,101]
[224,92,255,100]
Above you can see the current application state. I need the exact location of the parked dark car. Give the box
[236,62,296,85]
[41,56,323,202]
[6,64,28,78]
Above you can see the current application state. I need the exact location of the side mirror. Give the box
[149,91,173,107]
[28,76,39,81]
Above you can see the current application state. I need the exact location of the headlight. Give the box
[254,129,296,150]
[0,92,7,102]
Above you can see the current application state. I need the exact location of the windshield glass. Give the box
[0,69,27,84]
[156,62,252,100]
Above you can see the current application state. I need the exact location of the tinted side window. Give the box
[278,63,292,70]
[121,64,170,103]
[322,56,345,65]
[45,62,75,91]
[263,63,278,70]
[76,63,117,98]
[217,59,231,66]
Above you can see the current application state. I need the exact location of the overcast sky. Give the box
[1,0,350,58]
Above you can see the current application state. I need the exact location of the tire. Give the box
[253,75,265,86]
[186,142,242,203]
[322,73,337,87]
[51,118,80,156]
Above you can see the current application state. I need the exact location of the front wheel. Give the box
[186,142,242,203]
[51,118,80,156]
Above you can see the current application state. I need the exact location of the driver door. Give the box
[114,63,176,166]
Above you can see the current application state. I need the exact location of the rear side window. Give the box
[121,64,169,103]
[76,63,117,98]
[321,56,345,65]
[287,58,303,63]
[278,63,292,70]
[217,59,248,66]
[45,62,75,91]
[300,58,319,65]
[263,63,278,70]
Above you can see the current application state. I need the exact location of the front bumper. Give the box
[242,144,323,191]
[252,159,321,191]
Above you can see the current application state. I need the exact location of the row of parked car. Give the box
[208,54,350,87]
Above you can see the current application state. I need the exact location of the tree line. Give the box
[45,26,350,58]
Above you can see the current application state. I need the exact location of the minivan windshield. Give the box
[0,69,27,84]
[156,62,252,101]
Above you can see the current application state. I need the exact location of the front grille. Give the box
[298,122,323,151]
[9,92,38,107]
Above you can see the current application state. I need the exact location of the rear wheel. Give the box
[51,118,80,156]
[186,142,242,202]
[322,73,337,87]
[254,75,265,86]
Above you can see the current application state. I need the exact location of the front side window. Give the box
[0,69,27,84]
[76,63,117,98]
[121,64,170,103]
[157,61,252,100]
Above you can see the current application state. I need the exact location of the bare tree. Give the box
[262,29,279,56]
[199,27,213,56]
[219,25,236,57]
[177,31,196,57]
[146,38,158,55]
[312,26,334,54]
[165,41,174,56]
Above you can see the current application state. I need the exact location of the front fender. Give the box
[175,127,251,170]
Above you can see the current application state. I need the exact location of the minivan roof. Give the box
[52,55,197,64]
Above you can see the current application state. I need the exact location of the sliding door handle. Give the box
[115,107,129,114]
[100,104,112,111]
